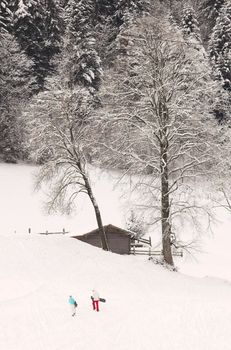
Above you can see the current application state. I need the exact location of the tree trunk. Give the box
[160,137,174,266]
[92,199,109,251]
[81,168,109,251]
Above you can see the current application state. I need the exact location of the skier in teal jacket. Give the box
[69,295,77,316]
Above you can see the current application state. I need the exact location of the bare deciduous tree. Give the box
[98,17,227,265]
[25,82,109,251]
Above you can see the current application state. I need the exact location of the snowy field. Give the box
[0,163,125,235]
[0,163,231,350]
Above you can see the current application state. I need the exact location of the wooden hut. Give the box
[72,224,135,254]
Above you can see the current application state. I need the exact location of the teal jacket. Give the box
[69,296,76,305]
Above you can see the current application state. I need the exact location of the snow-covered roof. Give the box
[73,224,135,239]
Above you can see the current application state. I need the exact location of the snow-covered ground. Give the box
[0,234,231,350]
[0,163,125,235]
[2,163,231,280]
[1,163,231,350]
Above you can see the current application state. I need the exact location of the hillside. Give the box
[0,233,231,350]
[2,162,231,280]
[1,163,231,349]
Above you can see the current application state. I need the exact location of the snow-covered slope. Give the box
[1,163,231,349]
[0,233,231,350]
[2,163,231,281]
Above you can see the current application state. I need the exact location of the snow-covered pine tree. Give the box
[180,3,207,70]
[115,0,149,26]
[198,0,225,43]
[182,3,201,42]
[13,0,45,86]
[41,0,64,73]
[97,0,150,65]
[0,31,35,162]
[13,0,62,90]
[209,1,231,91]
[117,0,149,14]
[94,0,117,20]
[58,0,69,7]
[0,0,13,32]
[126,210,145,238]
[63,0,102,91]
[200,0,225,22]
